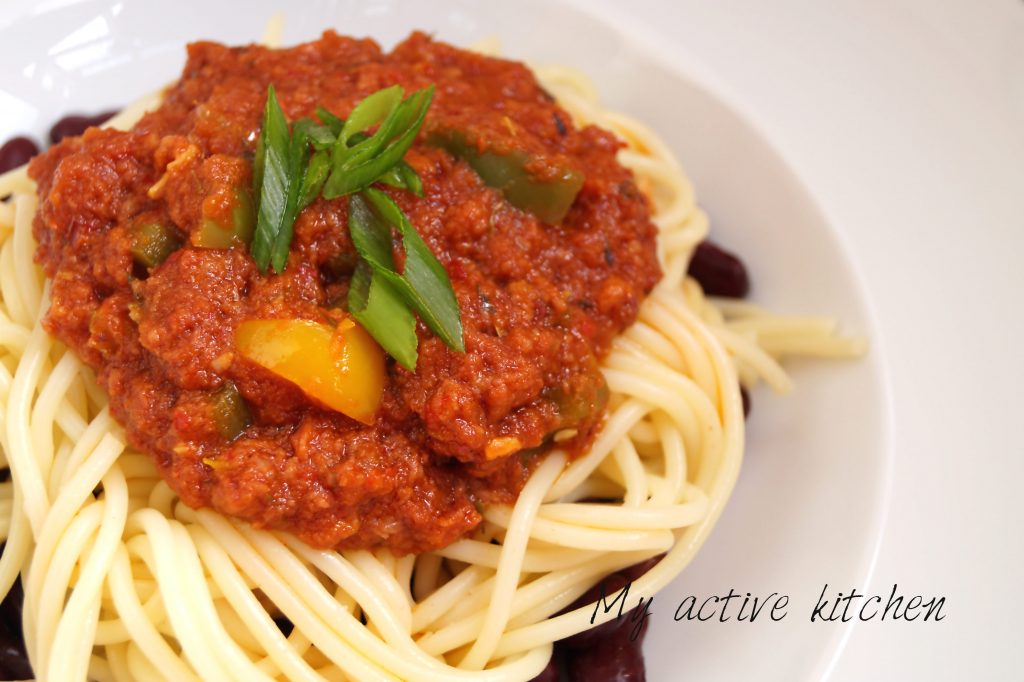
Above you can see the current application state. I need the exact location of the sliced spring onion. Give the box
[250,83,463,368]
[349,189,464,354]
[348,260,419,371]
[251,84,305,273]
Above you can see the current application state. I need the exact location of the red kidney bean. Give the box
[560,572,632,649]
[564,611,647,682]
[0,137,40,174]
[0,634,33,681]
[0,567,31,681]
[688,240,750,298]
[619,554,663,583]
[740,386,751,418]
[0,581,22,635]
[528,652,562,682]
[560,555,664,650]
[48,110,118,145]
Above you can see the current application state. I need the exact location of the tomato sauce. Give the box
[29,32,660,553]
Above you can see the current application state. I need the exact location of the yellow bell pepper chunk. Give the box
[235,318,385,424]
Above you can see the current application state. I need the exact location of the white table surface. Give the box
[581,0,1024,679]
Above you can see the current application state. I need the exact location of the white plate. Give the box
[0,1,891,679]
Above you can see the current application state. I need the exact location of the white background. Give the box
[581,0,1024,679]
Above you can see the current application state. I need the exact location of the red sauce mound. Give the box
[28,32,660,553]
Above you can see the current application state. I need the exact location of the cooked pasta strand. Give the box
[0,44,862,682]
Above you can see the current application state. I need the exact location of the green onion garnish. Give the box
[348,189,464,361]
[251,84,463,370]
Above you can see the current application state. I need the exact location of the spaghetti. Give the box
[0,44,862,682]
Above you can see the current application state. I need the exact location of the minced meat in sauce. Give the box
[28,32,660,554]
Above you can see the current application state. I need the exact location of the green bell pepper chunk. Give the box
[195,187,255,249]
[546,375,610,429]
[430,130,583,224]
[211,381,251,441]
[128,220,182,269]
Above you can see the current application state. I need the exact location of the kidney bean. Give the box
[0,636,33,681]
[564,612,647,682]
[740,386,751,418]
[0,137,39,174]
[619,554,663,583]
[559,572,632,649]
[49,110,118,145]
[0,577,31,681]
[560,554,664,650]
[687,240,750,298]
[528,651,562,682]
[0,579,22,635]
